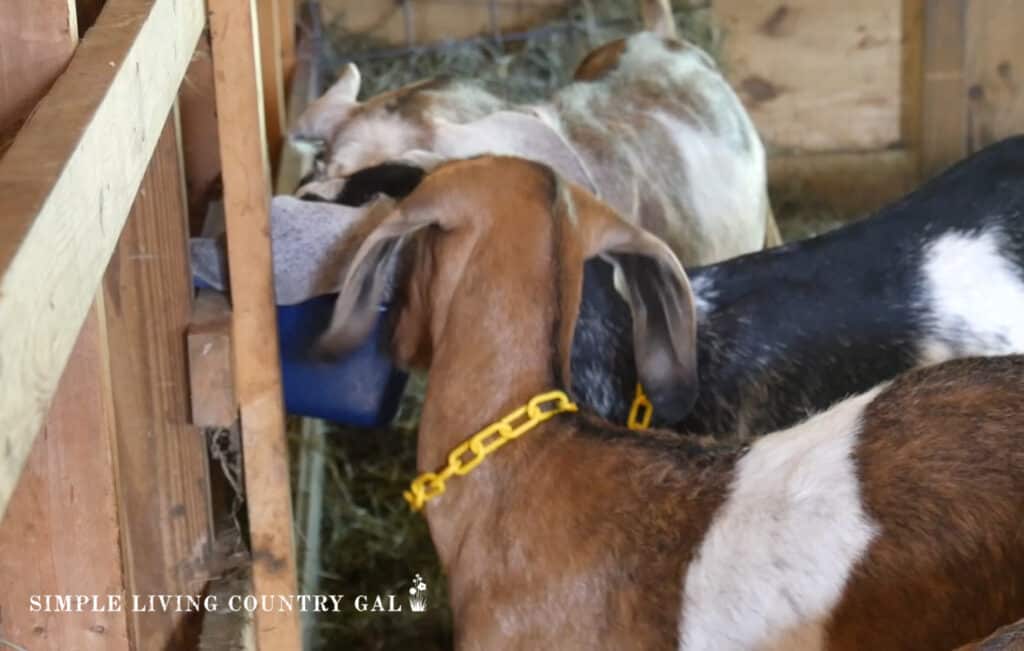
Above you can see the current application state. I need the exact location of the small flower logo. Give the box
[408,574,428,612]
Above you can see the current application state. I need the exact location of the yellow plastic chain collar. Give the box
[627,383,653,430]
[404,390,578,512]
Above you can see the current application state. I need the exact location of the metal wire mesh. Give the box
[318,0,716,102]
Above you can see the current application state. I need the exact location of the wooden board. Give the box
[179,35,224,235]
[0,0,78,150]
[209,1,303,649]
[713,0,902,153]
[278,0,296,90]
[321,0,569,47]
[276,8,323,194]
[0,0,205,518]
[0,302,131,651]
[917,0,967,178]
[258,0,287,171]
[189,290,237,428]
[102,113,213,651]
[964,0,1024,151]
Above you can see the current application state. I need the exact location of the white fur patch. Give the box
[678,387,882,651]
[688,271,718,317]
[919,229,1024,365]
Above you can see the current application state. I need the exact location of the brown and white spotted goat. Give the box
[321,157,1024,650]
[293,19,779,266]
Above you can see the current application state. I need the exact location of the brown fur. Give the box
[327,157,732,648]
[573,39,628,81]
[827,357,1024,650]
[327,158,1024,649]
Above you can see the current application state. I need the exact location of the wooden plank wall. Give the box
[321,0,569,45]
[102,113,214,650]
[0,0,205,518]
[179,35,224,234]
[0,305,131,651]
[320,0,1023,214]
[714,0,903,153]
[0,1,78,151]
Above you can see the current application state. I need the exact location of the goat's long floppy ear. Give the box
[574,188,698,424]
[291,63,361,140]
[317,196,436,356]
[431,111,593,190]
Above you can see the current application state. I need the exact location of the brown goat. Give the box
[323,157,1024,650]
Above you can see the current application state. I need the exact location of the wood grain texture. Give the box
[0,0,78,149]
[919,0,967,178]
[180,35,224,235]
[714,0,902,152]
[0,301,131,651]
[321,0,568,47]
[258,0,287,172]
[0,0,205,520]
[964,0,1024,151]
[900,0,924,150]
[188,290,237,428]
[103,114,213,651]
[209,1,303,649]
[278,0,296,91]
[276,16,322,194]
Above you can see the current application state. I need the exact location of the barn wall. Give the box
[324,0,1024,213]
[321,0,570,45]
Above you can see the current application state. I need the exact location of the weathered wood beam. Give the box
[209,1,303,649]
[0,0,204,519]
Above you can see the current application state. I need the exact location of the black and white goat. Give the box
[579,135,1024,435]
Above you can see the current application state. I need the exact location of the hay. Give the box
[300,2,847,648]
[321,1,719,103]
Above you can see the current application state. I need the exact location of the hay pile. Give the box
[299,2,846,648]
[321,0,718,102]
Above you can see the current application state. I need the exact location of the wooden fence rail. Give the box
[0,0,205,517]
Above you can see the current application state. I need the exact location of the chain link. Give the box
[627,383,653,430]
[404,390,578,511]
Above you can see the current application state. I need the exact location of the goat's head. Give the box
[290,65,590,188]
[320,156,699,423]
[291,64,441,176]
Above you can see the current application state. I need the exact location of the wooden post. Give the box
[179,36,224,234]
[918,0,968,178]
[964,0,1024,150]
[278,0,297,91]
[102,110,214,651]
[0,302,131,651]
[209,1,303,649]
[258,0,288,173]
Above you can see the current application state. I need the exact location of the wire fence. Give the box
[316,0,717,102]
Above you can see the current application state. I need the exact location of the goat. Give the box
[320,156,1024,650]
[573,134,1024,435]
[291,28,780,266]
[299,136,1024,436]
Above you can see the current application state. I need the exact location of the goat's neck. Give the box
[415,280,565,561]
